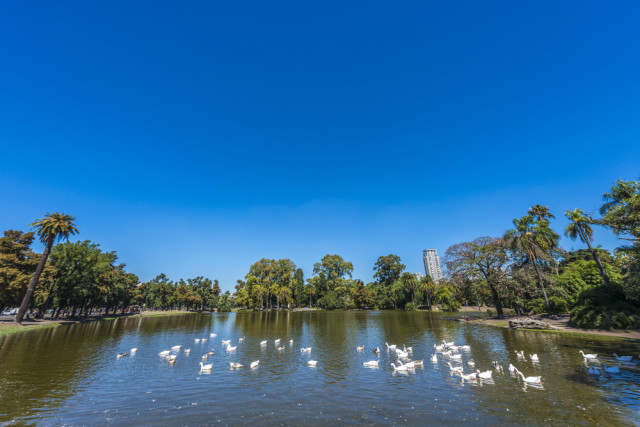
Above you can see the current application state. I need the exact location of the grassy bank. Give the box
[0,310,199,338]
[467,317,640,342]
[0,322,61,337]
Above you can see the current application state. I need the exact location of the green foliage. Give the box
[405,302,417,311]
[373,254,405,288]
[570,285,640,329]
[0,230,55,309]
[317,290,342,310]
[352,280,374,309]
[435,284,461,312]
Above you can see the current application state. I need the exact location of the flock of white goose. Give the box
[116,335,639,384]
[580,350,639,376]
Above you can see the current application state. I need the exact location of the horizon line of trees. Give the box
[2,176,639,328]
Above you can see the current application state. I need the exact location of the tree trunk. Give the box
[582,230,611,287]
[488,282,504,318]
[530,250,550,311]
[15,236,55,324]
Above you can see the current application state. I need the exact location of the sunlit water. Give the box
[1,311,639,425]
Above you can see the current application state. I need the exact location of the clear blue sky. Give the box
[1,1,639,291]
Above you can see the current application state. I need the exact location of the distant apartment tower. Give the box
[423,249,443,282]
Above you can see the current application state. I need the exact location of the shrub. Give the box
[405,302,417,312]
[570,285,640,329]
[486,309,494,317]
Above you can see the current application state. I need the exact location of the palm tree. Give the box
[504,215,559,311]
[418,276,436,309]
[15,212,78,324]
[400,272,418,304]
[565,209,610,287]
[528,204,555,221]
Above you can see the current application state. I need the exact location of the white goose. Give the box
[412,359,424,367]
[508,364,516,373]
[194,339,200,343]
[199,362,212,372]
[230,362,243,369]
[402,361,417,369]
[613,353,633,362]
[443,340,455,347]
[300,347,312,353]
[158,350,171,356]
[515,350,526,359]
[130,348,137,354]
[357,345,364,351]
[221,340,231,346]
[530,354,539,362]
[390,363,408,372]
[289,339,294,344]
[167,355,176,365]
[184,349,191,354]
[260,340,267,346]
[434,343,445,352]
[117,352,128,359]
[601,362,621,373]
[458,371,477,381]
[460,345,471,351]
[363,360,379,367]
[515,369,542,384]
[386,343,397,351]
[250,360,260,368]
[477,370,492,379]
[431,354,438,363]
[403,345,413,353]
[276,346,285,351]
[579,350,598,360]
[171,345,181,351]
[307,360,318,367]
[226,345,237,352]
[274,339,281,345]
[492,361,504,372]
[396,350,409,359]
[447,362,464,373]
[210,333,217,338]
[467,359,475,367]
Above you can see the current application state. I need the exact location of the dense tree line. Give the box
[0,213,227,321]
[3,177,639,329]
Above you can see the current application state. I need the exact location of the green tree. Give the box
[565,208,610,287]
[529,204,555,221]
[294,268,305,307]
[16,212,78,324]
[373,254,405,289]
[504,215,559,311]
[0,230,55,311]
[417,275,436,309]
[400,272,418,304]
[599,179,640,241]
[445,237,510,318]
[352,280,374,309]
[312,254,353,301]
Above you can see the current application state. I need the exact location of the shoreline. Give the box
[0,310,198,337]
[463,314,640,342]
[3,309,640,342]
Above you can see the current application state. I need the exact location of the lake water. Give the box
[1,311,639,425]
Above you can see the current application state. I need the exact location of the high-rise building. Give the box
[423,249,443,282]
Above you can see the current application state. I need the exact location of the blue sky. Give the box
[1,1,639,291]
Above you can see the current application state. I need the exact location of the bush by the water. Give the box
[405,302,417,311]
[570,285,640,329]
[525,296,570,315]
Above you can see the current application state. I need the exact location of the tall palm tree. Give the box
[15,212,78,324]
[400,272,418,304]
[418,276,436,309]
[528,204,555,221]
[504,215,559,311]
[565,209,610,287]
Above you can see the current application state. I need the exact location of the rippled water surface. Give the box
[1,311,640,425]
